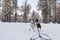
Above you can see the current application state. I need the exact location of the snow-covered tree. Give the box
[51,0,56,23]
[21,0,31,22]
[37,0,49,23]
[56,3,60,23]
[2,0,12,22]
[37,0,56,23]
[2,0,18,22]
[12,0,18,22]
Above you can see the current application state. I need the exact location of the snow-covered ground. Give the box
[0,22,60,40]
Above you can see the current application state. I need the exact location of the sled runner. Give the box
[30,33,51,40]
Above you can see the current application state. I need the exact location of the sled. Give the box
[30,33,51,40]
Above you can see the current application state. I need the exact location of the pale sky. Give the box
[0,0,60,15]
[0,0,60,10]
[18,0,60,10]
[18,0,38,11]
[17,0,60,15]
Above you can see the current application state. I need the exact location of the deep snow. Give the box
[0,22,60,40]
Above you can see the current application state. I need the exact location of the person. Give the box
[35,18,41,37]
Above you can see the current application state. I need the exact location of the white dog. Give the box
[29,20,35,31]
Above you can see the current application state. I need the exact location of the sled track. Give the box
[31,33,51,40]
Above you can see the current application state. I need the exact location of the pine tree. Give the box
[21,0,31,22]
[2,0,12,22]
[12,0,18,22]
[37,0,56,23]
[51,0,56,23]
[37,0,49,23]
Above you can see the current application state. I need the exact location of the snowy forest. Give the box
[0,0,60,24]
[0,0,60,40]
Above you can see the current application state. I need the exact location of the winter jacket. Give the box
[37,23,41,29]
